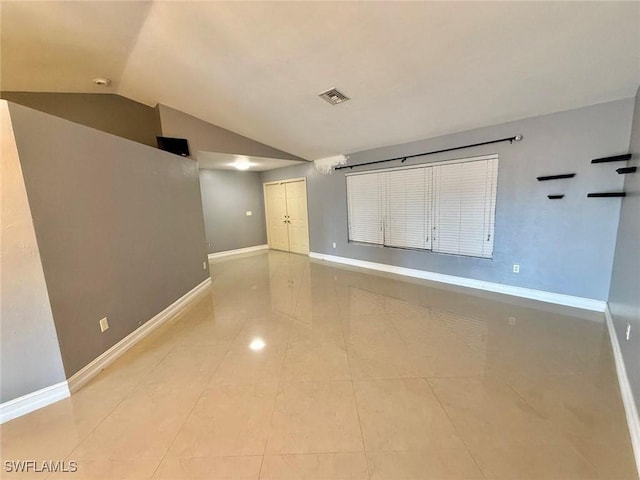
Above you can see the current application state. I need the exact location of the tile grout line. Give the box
[146,389,205,479]
[333,270,372,480]
[421,377,489,480]
[147,333,236,479]
[61,335,182,472]
[257,255,302,479]
[382,298,415,349]
[148,266,244,479]
[169,262,268,474]
[504,377,603,477]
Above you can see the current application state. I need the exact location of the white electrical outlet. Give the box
[99,317,109,333]
[202,261,207,270]
[512,264,520,274]
[246,211,252,216]
[508,316,517,326]
[332,242,336,248]
[626,323,631,341]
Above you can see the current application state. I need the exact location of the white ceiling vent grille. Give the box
[318,88,350,105]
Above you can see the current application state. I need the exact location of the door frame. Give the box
[263,177,310,255]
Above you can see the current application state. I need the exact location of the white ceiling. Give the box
[197,151,304,172]
[0,2,152,93]
[2,1,639,160]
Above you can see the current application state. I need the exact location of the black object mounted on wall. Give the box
[616,166,637,174]
[157,136,190,157]
[591,154,632,164]
[587,192,627,198]
[547,195,565,199]
[537,173,575,181]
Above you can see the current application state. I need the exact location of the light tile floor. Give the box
[1,251,637,479]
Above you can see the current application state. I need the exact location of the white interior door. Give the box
[264,179,309,254]
[265,183,289,251]
[285,180,309,254]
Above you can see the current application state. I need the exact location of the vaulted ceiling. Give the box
[2,1,639,160]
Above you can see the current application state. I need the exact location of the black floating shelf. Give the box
[537,173,575,181]
[591,154,632,164]
[587,192,626,198]
[547,194,565,199]
[617,166,637,175]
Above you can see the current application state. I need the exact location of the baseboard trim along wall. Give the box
[1,277,212,424]
[0,277,212,424]
[208,244,268,260]
[309,252,607,312]
[0,381,70,424]
[68,277,212,393]
[605,306,640,476]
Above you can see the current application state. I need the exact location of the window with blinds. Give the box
[346,172,385,245]
[385,167,432,250]
[346,154,498,259]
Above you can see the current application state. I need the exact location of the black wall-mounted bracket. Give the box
[587,192,626,198]
[591,154,632,164]
[616,166,637,175]
[547,195,565,199]
[537,173,575,181]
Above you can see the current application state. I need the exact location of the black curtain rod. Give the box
[335,135,523,171]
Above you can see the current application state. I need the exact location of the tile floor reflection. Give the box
[1,251,637,479]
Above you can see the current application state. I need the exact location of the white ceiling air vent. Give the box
[318,88,349,105]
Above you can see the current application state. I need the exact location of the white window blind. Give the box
[346,154,498,259]
[385,168,432,250]
[347,172,385,245]
[432,157,497,258]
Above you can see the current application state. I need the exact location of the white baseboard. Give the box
[1,278,212,423]
[605,306,640,476]
[208,244,268,260]
[0,381,70,424]
[309,252,606,312]
[67,277,211,393]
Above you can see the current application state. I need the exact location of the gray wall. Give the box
[262,98,635,301]
[158,104,303,161]
[199,169,267,254]
[609,86,640,411]
[1,101,66,402]
[0,92,162,147]
[9,102,209,377]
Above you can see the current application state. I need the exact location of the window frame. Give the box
[345,153,499,259]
